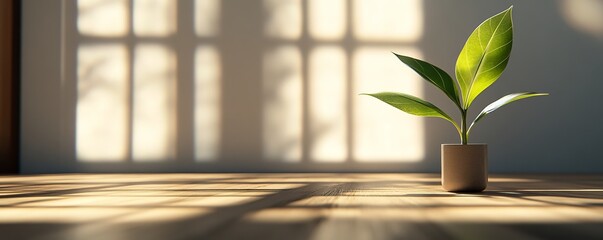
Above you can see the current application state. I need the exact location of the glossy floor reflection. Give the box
[0,174,602,240]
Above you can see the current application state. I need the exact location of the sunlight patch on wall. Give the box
[77,45,128,161]
[353,0,423,42]
[308,0,346,40]
[309,46,347,162]
[353,47,424,162]
[132,45,177,161]
[263,0,302,40]
[78,0,128,37]
[560,0,603,39]
[195,0,220,37]
[134,0,176,36]
[263,46,302,162]
[195,46,222,161]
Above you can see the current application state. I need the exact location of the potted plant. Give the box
[362,6,547,192]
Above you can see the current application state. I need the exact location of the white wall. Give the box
[21,0,603,173]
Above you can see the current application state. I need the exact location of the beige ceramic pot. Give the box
[441,144,488,192]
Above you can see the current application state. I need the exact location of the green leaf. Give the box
[361,92,460,133]
[393,53,461,107]
[469,92,549,132]
[456,6,514,109]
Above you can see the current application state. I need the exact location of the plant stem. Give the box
[461,109,468,145]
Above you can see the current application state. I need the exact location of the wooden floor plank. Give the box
[0,174,601,240]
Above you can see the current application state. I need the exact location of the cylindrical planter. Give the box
[441,144,488,192]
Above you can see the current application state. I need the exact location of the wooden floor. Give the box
[0,174,602,240]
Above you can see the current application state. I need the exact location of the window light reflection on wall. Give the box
[74,0,425,164]
[263,0,425,162]
[309,46,348,162]
[195,0,220,37]
[132,45,177,161]
[263,0,302,40]
[353,48,425,162]
[77,45,129,161]
[263,46,303,162]
[78,0,128,37]
[353,0,423,42]
[195,46,222,161]
[309,0,346,40]
[133,0,176,36]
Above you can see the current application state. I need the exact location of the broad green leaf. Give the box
[393,53,461,107]
[361,92,460,132]
[456,6,514,109]
[469,92,548,131]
